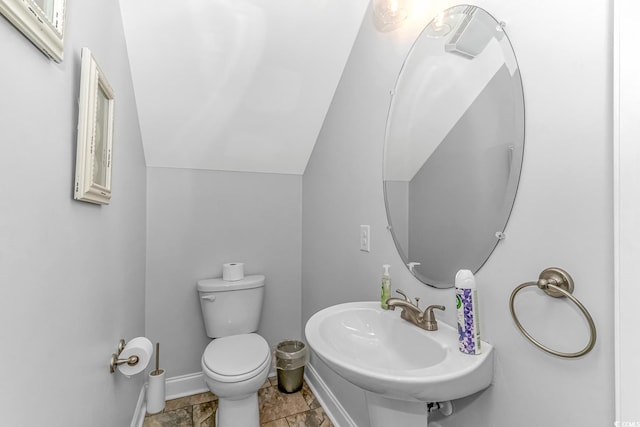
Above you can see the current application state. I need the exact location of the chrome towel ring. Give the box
[509,267,596,358]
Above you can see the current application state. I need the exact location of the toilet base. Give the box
[217,393,260,427]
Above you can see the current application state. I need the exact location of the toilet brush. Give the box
[147,342,165,414]
[152,343,160,375]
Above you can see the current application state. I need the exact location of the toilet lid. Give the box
[203,333,269,376]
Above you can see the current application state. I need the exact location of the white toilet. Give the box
[197,274,271,427]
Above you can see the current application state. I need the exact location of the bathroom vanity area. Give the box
[301,0,614,426]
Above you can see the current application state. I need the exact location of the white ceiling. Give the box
[120,0,370,175]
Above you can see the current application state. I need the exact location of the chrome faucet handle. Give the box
[422,305,445,331]
[395,289,410,302]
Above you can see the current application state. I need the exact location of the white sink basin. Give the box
[305,301,494,402]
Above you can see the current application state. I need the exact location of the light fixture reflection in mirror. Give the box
[373,0,413,32]
[426,11,451,38]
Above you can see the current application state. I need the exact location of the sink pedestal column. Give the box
[365,392,429,427]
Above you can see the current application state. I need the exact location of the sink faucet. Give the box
[386,290,445,331]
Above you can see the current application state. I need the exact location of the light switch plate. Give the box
[360,225,370,252]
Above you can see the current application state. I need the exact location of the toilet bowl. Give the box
[197,275,269,426]
[202,334,271,426]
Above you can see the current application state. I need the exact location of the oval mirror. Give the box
[383,5,524,288]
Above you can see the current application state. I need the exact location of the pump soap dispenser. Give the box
[381,264,391,309]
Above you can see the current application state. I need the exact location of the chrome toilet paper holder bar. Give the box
[109,338,140,373]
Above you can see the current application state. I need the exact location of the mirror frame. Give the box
[74,48,115,205]
[0,0,65,62]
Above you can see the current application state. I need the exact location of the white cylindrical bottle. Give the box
[455,269,481,355]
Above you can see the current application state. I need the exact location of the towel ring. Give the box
[509,267,596,358]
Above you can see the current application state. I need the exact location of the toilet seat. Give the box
[203,333,270,383]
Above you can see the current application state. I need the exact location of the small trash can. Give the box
[275,340,309,393]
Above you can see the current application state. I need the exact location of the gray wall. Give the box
[146,168,302,377]
[0,1,147,425]
[303,0,613,426]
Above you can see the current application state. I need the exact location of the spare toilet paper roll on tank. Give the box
[223,262,244,281]
[118,337,153,377]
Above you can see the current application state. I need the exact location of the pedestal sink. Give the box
[305,301,494,426]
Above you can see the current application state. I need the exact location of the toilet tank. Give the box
[197,275,265,338]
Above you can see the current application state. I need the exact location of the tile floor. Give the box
[143,376,333,427]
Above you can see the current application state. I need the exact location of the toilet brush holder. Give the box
[146,369,166,414]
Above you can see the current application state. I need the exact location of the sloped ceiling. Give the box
[120,0,369,175]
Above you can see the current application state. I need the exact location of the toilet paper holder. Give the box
[110,339,140,374]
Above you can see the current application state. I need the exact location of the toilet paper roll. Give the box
[118,337,153,378]
[222,262,245,281]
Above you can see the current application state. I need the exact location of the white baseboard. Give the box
[304,363,357,427]
[130,371,208,427]
[165,371,209,400]
[130,385,146,427]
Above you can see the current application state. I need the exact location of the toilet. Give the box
[197,274,271,427]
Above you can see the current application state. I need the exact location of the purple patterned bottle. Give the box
[455,269,482,355]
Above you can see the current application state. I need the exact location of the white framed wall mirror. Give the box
[0,0,66,62]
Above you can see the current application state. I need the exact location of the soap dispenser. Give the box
[381,264,391,309]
